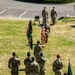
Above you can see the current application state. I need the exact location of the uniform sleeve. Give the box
[8,59,11,69]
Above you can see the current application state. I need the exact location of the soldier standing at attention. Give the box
[34,40,42,61]
[28,57,40,75]
[51,6,57,25]
[44,21,50,43]
[8,52,20,75]
[42,7,48,23]
[24,52,32,75]
[52,54,63,75]
[37,52,46,75]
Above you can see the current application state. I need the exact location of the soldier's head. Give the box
[53,6,55,10]
[28,20,32,26]
[64,73,68,75]
[31,56,35,62]
[37,40,40,44]
[12,52,16,56]
[27,52,31,57]
[44,7,46,10]
[39,52,43,57]
[57,54,60,58]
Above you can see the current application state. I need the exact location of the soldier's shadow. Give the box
[70,25,75,28]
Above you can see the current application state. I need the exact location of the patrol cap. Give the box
[57,54,60,58]
[12,52,16,56]
[27,52,30,57]
[37,40,40,44]
[31,56,35,61]
[39,52,43,56]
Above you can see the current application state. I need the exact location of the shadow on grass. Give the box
[70,25,75,28]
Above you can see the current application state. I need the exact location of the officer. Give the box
[44,21,50,43]
[24,52,32,75]
[34,40,42,61]
[37,52,46,75]
[8,52,20,75]
[52,54,63,75]
[51,6,57,25]
[28,56,40,75]
[42,7,48,23]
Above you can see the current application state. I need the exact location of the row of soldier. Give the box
[8,40,67,75]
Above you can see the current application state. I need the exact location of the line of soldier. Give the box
[42,6,57,25]
[8,40,64,75]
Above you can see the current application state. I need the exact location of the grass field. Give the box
[0,18,75,75]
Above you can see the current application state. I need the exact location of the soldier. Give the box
[37,52,46,75]
[34,40,42,61]
[28,56,40,75]
[52,54,63,75]
[8,52,20,75]
[24,52,32,75]
[44,21,50,43]
[51,6,57,25]
[42,7,48,23]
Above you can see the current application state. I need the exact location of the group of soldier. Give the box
[42,6,57,25]
[8,40,65,75]
[8,6,67,75]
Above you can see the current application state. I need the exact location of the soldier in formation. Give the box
[52,54,63,75]
[44,21,50,43]
[37,52,46,75]
[42,7,48,23]
[27,56,40,75]
[8,52,20,75]
[51,6,57,25]
[24,52,32,75]
[34,40,42,61]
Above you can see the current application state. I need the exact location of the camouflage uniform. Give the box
[51,7,57,25]
[24,55,32,75]
[44,22,50,43]
[52,58,63,75]
[42,7,48,23]
[37,52,46,75]
[28,57,40,75]
[8,53,20,75]
[34,44,42,61]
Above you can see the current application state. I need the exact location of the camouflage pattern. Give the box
[24,57,32,75]
[42,8,48,23]
[52,59,63,75]
[28,61,40,75]
[37,55,46,75]
[34,44,42,61]
[8,56,20,75]
[51,7,57,25]
[44,23,50,43]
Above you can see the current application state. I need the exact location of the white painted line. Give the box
[0,9,6,15]
[19,11,27,18]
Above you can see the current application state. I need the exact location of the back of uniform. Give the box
[34,44,42,60]
[28,61,40,75]
[8,57,20,75]
[52,59,63,75]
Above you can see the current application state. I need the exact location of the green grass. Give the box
[0,19,75,75]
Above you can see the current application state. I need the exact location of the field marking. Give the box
[0,9,6,15]
[19,11,27,18]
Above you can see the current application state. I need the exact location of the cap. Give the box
[27,52,30,57]
[37,40,40,44]
[12,52,16,56]
[57,54,60,58]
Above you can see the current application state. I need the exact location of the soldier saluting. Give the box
[8,52,20,75]
[52,54,63,75]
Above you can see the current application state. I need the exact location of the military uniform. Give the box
[28,57,40,75]
[34,44,42,61]
[52,59,63,75]
[44,23,50,43]
[42,8,48,23]
[37,55,46,75]
[8,56,20,75]
[51,7,57,25]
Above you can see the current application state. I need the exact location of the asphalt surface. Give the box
[0,0,75,20]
